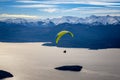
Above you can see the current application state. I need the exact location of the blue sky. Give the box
[0,0,120,19]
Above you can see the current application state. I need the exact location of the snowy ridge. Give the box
[0,15,120,26]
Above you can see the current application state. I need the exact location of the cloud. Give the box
[88,9,120,15]
[106,5,120,8]
[13,4,57,8]
[0,14,40,19]
[17,0,120,6]
[1,0,120,18]
[62,7,103,12]
[17,1,86,4]
[88,1,120,6]
[17,0,41,3]
[15,0,120,14]
[40,8,58,13]
[45,7,120,17]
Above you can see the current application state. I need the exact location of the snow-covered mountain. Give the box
[84,15,120,25]
[0,15,120,26]
[51,16,82,25]
[51,15,120,25]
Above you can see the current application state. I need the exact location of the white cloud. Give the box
[46,7,120,17]
[106,5,120,8]
[58,7,103,12]
[2,0,119,18]
[14,4,57,8]
[88,1,120,6]
[17,0,40,3]
[0,14,40,19]
[17,0,120,6]
[88,9,120,15]
[40,8,58,13]
[17,1,86,4]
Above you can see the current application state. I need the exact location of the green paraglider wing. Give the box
[56,30,74,44]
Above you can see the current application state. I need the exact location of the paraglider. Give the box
[56,30,74,44]
[55,30,74,53]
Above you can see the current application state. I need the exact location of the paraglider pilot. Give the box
[63,50,66,53]
[56,30,74,54]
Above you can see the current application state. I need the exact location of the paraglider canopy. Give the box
[56,30,74,44]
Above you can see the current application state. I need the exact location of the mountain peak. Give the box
[90,15,97,18]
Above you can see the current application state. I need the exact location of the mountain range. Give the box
[0,15,120,27]
[0,15,120,49]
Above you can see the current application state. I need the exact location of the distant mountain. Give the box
[0,15,120,26]
[0,15,120,49]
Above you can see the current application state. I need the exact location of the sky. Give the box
[0,0,120,19]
